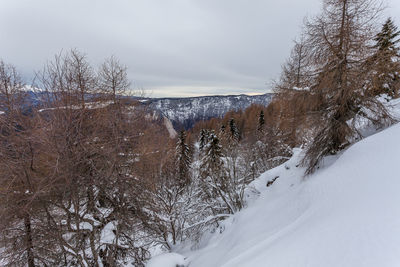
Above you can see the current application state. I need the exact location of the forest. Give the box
[0,0,399,266]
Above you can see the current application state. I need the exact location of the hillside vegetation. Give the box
[0,0,400,266]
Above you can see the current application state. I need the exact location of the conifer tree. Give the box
[199,129,210,151]
[199,131,246,214]
[220,124,226,135]
[375,18,400,52]
[228,118,240,142]
[257,110,265,133]
[176,130,191,188]
[369,17,400,96]
[201,132,224,179]
[199,132,228,203]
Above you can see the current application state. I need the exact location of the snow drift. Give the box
[173,123,400,267]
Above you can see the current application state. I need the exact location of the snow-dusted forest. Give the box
[1,0,400,266]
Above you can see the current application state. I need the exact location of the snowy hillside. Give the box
[149,122,400,267]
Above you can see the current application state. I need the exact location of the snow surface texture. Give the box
[146,253,187,267]
[172,123,400,267]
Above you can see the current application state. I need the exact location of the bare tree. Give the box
[0,60,62,266]
[279,36,312,91]
[36,52,150,266]
[298,0,393,173]
[66,49,97,109]
[0,59,26,113]
[37,49,97,110]
[98,56,131,104]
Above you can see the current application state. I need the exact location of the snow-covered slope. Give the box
[177,122,400,267]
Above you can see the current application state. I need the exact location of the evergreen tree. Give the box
[220,124,226,135]
[369,17,400,96]
[176,130,191,188]
[375,18,400,52]
[201,132,224,177]
[199,132,228,200]
[198,129,209,151]
[257,110,265,133]
[228,118,240,142]
[199,131,245,214]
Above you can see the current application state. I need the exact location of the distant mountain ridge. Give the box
[1,90,274,130]
[145,94,274,129]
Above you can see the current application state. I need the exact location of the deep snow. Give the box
[146,253,187,267]
[189,123,400,267]
[149,122,400,266]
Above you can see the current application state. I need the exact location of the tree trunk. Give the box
[24,214,35,267]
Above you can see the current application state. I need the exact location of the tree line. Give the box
[0,49,287,266]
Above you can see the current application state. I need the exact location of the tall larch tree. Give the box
[301,0,392,173]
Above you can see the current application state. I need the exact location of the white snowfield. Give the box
[170,123,400,267]
[146,252,187,267]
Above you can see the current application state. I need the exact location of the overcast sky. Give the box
[1,0,400,97]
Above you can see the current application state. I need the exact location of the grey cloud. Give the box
[1,0,399,97]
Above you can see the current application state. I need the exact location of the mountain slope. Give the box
[183,123,400,267]
[146,94,273,129]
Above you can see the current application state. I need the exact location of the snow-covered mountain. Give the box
[145,94,273,129]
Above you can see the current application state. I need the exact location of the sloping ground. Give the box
[182,122,400,267]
